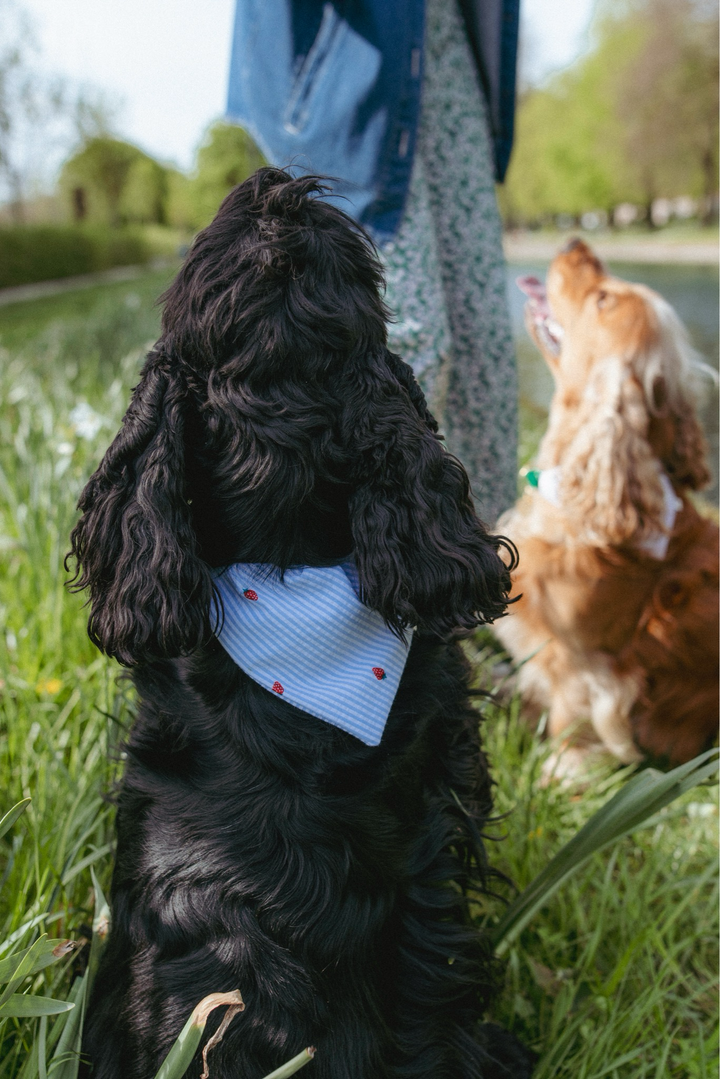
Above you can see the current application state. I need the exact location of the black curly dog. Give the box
[69,169,533,1078]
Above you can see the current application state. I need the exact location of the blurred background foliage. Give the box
[181,122,266,230]
[57,124,265,233]
[0,0,717,290]
[500,0,719,227]
[0,118,265,287]
[59,138,169,227]
[0,0,267,287]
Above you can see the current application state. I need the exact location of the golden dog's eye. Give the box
[597,290,608,308]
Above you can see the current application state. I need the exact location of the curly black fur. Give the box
[68,168,532,1077]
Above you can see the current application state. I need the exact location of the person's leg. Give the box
[381,152,452,425]
[418,0,518,523]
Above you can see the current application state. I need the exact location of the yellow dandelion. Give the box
[36,678,63,695]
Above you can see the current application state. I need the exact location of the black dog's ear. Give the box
[345,349,515,638]
[66,351,214,666]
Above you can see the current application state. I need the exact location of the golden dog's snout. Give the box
[560,236,585,255]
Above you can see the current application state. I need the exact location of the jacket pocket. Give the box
[283,3,343,134]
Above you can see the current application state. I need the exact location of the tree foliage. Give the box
[119,155,168,225]
[186,121,266,228]
[0,0,65,221]
[56,122,265,232]
[59,137,166,226]
[612,0,719,217]
[500,0,719,225]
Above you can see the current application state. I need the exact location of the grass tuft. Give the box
[0,272,716,1077]
[470,643,718,1077]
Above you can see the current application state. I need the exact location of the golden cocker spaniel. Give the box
[495,239,718,767]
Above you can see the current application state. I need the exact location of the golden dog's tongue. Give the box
[516,275,563,356]
[516,274,549,309]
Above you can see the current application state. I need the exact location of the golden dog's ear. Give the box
[641,296,712,491]
[559,356,667,546]
[661,395,711,490]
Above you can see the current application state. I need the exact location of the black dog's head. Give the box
[67,168,515,665]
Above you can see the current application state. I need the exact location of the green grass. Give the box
[0,267,175,351]
[473,662,719,1077]
[0,274,716,1077]
[0,276,170,1074]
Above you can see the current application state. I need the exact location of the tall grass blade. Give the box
[0,940,76,989]
[37,1016,48,1079]
[45,980,86,1079]
[0,800,31,842]
[0,939,67,1009]
[0,996,74,1019]
[493,748,719,954]
[260,1047,316,1079]
[17,977,86,1079]
[86,868,110,986]
[47,869,112,1079]
[152,992,244,1079]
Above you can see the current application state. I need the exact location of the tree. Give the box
[500,0,719,226]
[56,119,264,233]
[499,72,626,224]
[0,0,65,221]
[680,4,720,221]
[500,10,639,224]
[120,155,168,225]
[610,0,719,223]
[188,122,265,228]
[0,3,126,224]
[164,167,195,231]
[60,137,168,226]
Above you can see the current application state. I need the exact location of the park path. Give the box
[0,258,177,308]
[504,233,718,265]
[0,238,716,309]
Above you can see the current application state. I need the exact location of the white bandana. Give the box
[530,466,683,559]
[212,563,412,746]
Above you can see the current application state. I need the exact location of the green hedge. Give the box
[0,226,151,289]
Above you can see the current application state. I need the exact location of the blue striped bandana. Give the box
[212,563,412,746]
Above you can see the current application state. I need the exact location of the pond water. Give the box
[506,261,719,502]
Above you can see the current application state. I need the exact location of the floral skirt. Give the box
[382,0,517,523]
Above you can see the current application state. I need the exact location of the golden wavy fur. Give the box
[495,240,718,766]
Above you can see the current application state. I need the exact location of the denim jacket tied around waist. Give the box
[226,0,520,242]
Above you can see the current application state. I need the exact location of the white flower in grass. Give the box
[55,456,72,479]
[687,802,716,819]
[54,438,75,478]
[69,402,103,440]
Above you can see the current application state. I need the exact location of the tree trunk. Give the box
[8,168,25,225]
[700,148,718,226]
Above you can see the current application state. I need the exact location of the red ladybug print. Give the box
[272,681,284,694]
[243,589,258,601]
[372,667,386,681]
